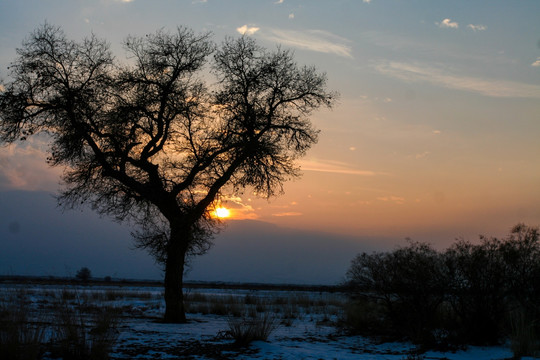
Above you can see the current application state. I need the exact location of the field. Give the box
[0,281,521,359]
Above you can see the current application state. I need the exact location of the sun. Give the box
[214,207,231,218]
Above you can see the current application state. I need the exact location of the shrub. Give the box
[76,267,92,283]
[346,240,448,344]
[344,224,540,348]
[342,297,389,338]
[445,237,508,344]
[0,289,47,360]
[509,308,540,359]
[50,292,120,360]
[225,313,278,346]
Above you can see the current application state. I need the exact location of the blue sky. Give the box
[1,0,539,282]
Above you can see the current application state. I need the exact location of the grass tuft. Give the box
[225,312,278,346]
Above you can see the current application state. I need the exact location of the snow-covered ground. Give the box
[0,284,522,359]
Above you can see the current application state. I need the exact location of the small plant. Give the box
[225,312,278,346]
[50,291,120,360]
[0,289,47,360]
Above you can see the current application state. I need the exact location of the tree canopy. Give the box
[0,24,337,322]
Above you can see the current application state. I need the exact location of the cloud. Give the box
[220,195,259,220]
[375,61,540,99]
[0,141,62,191]
[272,212,302,217]
[532,57,540,67]
[363,0,372,3]
[299,159,384,176]
[115,0,134,2]
[265,29,353,58]
[433,130,442,135]
[360,31,511,66]
[275,0,284,3]
[237,25,260,36]
[289,13,295,19]
[377,196,405,205]
[468,24,487,31]
[415,151,430,159]
[437,18,459,29]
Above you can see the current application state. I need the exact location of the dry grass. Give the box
[50,294,121,360]
[0,287,122,360]
[225,312,279,346]
[0,289,47,360]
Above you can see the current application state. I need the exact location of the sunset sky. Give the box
[0,0,539,282]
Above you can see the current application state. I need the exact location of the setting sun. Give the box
[214,207,231,218]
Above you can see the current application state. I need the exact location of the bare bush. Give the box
[344,223,540,350]
[225,312,278,346]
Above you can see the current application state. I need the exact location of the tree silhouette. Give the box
[0,24,336,322]
[75,267,92,283]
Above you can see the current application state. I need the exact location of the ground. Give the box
[0,282,524,359]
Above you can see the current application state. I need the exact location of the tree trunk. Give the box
[163,226,188,323]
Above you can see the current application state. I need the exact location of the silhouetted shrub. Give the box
[344,223,540,351]
[509,307,540,359]
[76,267,92,283]
[346,240,449,345]
[445,237,508,344]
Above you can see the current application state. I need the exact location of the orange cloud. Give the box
[272,212,302,217]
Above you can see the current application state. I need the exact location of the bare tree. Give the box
[0,24,336,323]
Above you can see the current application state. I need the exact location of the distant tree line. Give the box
[344,224,540,356]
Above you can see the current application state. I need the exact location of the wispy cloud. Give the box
[272,212,302,217]
[299,159,384,176]
[274,0,284,3]
[363,0,372,3]
[468,24,487,31]
[0,141,62,191]
[377,196,405,205]
[532,57,540,67]
[437,18,459,29]
[360,31,514,66]
[237,25,260,36]
[375,61,540,99]
[220,195,259,220]
[265,29,353,58]
[415,151,430,160]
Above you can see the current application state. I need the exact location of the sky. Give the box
[0,0,539,282]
